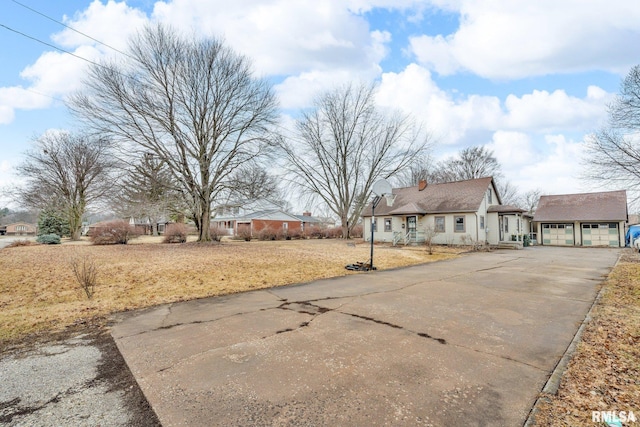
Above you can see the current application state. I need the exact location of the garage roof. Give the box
[533,190,628,222]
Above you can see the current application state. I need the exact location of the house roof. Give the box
[238,210,302,222]
[533,190,628,222]
[362,177,495,217]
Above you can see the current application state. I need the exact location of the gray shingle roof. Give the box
[533,190,628,222]
[363,177,494,216]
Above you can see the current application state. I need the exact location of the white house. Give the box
[362,177,530,246]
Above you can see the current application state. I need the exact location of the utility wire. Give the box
[0,23,107,70]
[10,0,134,60]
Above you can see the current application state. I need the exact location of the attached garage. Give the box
[533,190,627,248]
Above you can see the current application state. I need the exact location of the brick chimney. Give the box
[418,179,427,191]
[303,211,312,217]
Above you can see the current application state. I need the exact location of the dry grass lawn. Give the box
[534,249,640,426]
[0,238,460,346]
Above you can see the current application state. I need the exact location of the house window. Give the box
[434,216,445,232]
[487,189,492,204]
[504,217,509,233]
[454,216,465,233]
[384,218,392,232]
[282,222,288,230]
[480,215,485,230]
[372,218,377,232]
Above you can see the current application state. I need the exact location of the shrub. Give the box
[209,225,227,242]
[36,233,61,245]
[235,227,252,241]
[256,227,278,241]
[287,228,303,240]
[163,223,188,243]
[5,239,37,248]
[350,224,363,238]
[305,226,324,239]
[70,255,98,299]
[90,220,138,245]
[324,227,343,239]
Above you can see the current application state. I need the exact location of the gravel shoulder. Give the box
[0,326,159,426]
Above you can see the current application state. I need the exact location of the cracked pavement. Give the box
[111,247,619,426]
[0,331,159,426]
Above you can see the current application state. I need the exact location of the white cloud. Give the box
[409,0,640,78]
[151,0,391,76]
[514,134,586,194]
[53,0,148,53]
[377,64,611,145]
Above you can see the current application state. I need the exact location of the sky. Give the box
[1,0,639,209]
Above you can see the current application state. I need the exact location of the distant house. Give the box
[293,211,336,232]
[3,222,37,236]
[128,217,172,235]
[532,190,627,247]
[234,210,303,237]
[361,177,530,246]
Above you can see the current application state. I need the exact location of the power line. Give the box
[0,22,107,70]
[10,0,134,60]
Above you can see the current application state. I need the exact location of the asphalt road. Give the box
[112,246,619,426]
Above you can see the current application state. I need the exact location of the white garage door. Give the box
[542,223,574,246]
[581,223,620,247]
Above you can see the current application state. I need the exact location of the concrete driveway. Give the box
[111,247,619,426]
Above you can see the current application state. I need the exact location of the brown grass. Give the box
[534,249,640,425]
[0,239,460,345]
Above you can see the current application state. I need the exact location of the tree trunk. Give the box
[198,197,212,242]
[341,215,349,239]
[68,205,83,241]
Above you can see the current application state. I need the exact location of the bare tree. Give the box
[431,146,502,183]
[113,153,181,235]
[584,65,640,205]
[423,224,440,255]
[70,24,279,242]
[279,83,430,238]
[496,180,520,206]
[393,153,435,187]
[227,164,282,203]
[521,189,542,214]
[17,131,115,240]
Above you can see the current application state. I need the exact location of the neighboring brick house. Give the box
[532,190,627,247]
[361,177,529,246]
[232,210,303,237]
[4,222,37,236]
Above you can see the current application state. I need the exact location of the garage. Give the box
[581,223,620,247]
[541,223,574,246]
[533,190,627,248]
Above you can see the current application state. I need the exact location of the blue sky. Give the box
[1,0,639,209]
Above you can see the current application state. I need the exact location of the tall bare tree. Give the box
[279,83,430,238]
[227,164,282,203]
[70,24,279,242]
[521,188,542,214]
[17,131,115,240]
[393,153,434,187]
[114,153,181,235]
[584,65,640,205]
[431,146,502,183]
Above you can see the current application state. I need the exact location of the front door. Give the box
[407,216,417,242]
[499,216,504,241]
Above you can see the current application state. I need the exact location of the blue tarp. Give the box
[625,224,640,246]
